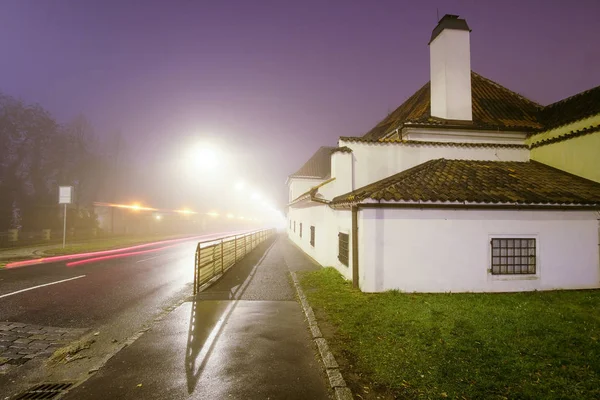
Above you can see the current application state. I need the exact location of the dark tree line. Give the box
[0,93,125,232]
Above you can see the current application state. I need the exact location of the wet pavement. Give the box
[64,235,331,399]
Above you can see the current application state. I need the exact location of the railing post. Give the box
[221,239,224,274]
[235,235,238,262]
[194,245,199,295]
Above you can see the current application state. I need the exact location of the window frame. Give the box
[338,232,349,266]
[490,237,537,276]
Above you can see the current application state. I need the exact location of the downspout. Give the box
[352,205,359,289]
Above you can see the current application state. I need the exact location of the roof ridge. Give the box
[471,71,542,108]
[543,84,600,109]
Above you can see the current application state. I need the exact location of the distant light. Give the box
[207,211,219,217]
[176,209,195,215]
[251,192,261,201]
[238,216,245,220]
[155,215,162,220]
[189,143,220,170]
[131,203,141,211]
[226,213,234,219]
[234,181,246,191]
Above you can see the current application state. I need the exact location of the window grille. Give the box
[491,238,536,275]
[338,232,349,266]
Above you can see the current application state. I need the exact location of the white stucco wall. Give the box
[360,208,600,293]
[430,28,472,121]
[288,177,325,202]
[321,151,354,199]
[287,204,352,280]
[339,140,529,190]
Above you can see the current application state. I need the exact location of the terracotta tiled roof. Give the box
[288,177,335,206]
[362,72,544,140]
[539,85,600,129]
[289,146,336,179]
[332,159,600,207]
[339,137,528,149]
[331,146,353,153]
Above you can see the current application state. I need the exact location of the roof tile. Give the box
[332,159,600,207]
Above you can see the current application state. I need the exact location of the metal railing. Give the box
[193,228,276,294]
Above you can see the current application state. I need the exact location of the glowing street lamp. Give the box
[188,143,220,170]
[234,181,246,191]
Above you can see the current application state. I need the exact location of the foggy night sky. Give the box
[1,0,599,210]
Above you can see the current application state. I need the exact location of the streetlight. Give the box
[234,181,246,191]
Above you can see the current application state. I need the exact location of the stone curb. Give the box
[290,272,353,400]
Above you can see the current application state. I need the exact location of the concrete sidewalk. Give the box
[63,235,332,400]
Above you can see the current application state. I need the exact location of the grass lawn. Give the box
[300,268,600,400]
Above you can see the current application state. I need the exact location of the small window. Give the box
[491,238,536,275]
[310,226,315,247]
[289,219,292,229]
[294,221,296,232]
[338,232,349,266]
[299,223,303,238]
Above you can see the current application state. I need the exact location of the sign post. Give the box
[58,186,73,248]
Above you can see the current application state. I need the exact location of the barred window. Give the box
[338,232,349,266]
[310,226,315,247]
[491,238,536,275]
[299,223,303,238]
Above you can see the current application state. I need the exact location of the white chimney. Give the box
[429,14,472,121]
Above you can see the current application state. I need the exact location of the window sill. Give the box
[490,274,539,281]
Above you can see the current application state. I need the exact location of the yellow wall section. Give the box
[528,113,600,183]
[527,114,600,145]
[531,133,600,183]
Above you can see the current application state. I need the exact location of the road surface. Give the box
[0,230,247,398]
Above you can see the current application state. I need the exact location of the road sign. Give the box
[59,186,73,204]
[58,186,73,248]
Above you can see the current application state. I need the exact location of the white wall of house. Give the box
[288,177,325,202]
[287,204,353,280]
[321,151,354,199]
[339,140,529,191]
[430,28,472,121]
[360,208,600,293]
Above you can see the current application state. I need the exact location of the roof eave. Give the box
[330,199,600,211]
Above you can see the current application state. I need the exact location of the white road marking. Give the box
[0,275,86,299]
[136,255,161,263]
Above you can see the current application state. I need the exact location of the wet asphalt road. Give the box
[0,232,240,330]
[0,231,249,397]
[62,236,331,400]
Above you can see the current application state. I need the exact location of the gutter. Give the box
[331,201,600,211]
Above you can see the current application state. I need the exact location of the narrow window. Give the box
[289,219,292,229]
[491,238,536,275]
[310,226,315,247]
[338,232,349,266]
[299,223,303,238]
[293,221,296,232]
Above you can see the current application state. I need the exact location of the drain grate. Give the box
[13,383,74,399]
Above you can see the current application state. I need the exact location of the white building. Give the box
[286,14,600,293]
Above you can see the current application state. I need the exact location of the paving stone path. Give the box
[0,322,88,368]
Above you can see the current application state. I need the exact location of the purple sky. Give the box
[1,0,599,209]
